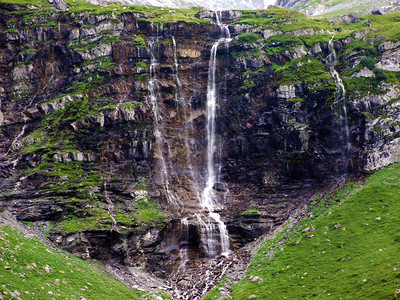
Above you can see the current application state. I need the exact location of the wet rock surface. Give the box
[0,4,400,298]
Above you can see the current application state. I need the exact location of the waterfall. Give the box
[148,17,232,267]
[327,37,351,177]
[199,11,232,257]
[172,36,184,107]
[147,33,179,206]
[178,217,189,271]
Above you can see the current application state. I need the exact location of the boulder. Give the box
[341,13,359,23]
[371,8,386,15]
[49,0,68,11]
[351,67,375,78]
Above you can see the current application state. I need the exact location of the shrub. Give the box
[359,57,376,70]
[237,32,261,45]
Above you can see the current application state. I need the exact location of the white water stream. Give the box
[148,32,179,206]
[327,37,351,176]
[147,15,232,268]
[198,11,232,258]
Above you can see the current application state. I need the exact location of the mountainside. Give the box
[277,0,400,17]
[223,163,400,299]
[2,0,400,298]
[90,0,271,11]
[0,214,152,299]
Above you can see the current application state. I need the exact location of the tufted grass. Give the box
[231,164,400,299]
[0,225,149,299]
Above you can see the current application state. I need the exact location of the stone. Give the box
[350,67,375,78]
[341,13,360,23]
[302,226,315,232]
[333,223,341,229]
[251,276,262,282]
[276,85,296,99]
[52,0,68,10]
[306,5,326,16]
[371,8,386,15]
[312,43,322,54]
[248,295,258,299]
[378,41,400,52]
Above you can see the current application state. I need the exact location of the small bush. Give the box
[133,37,146,48]
[237,32,261,45]
[374,68,387,81]
[359,57,376,70]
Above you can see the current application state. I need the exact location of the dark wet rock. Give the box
[0,5,399,297]
[371,8,387,15]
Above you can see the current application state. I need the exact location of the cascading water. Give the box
[149,15,232,270]
[178,217,189,271]
[147,32,179,206]
[172,36,184,108]
[327,37,351,177]
[198,11,232,258]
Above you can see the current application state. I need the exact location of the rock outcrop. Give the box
[1,3,400,296]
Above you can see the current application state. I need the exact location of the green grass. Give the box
[231,164,400,299]
[241,208,261,216]
[272,56,334,93]
[235,32,262,45]
[58,211,112,233]
[204,277,229,300]
[234,8,331,32]
[135,198,167,226]
[0,225,145,299]
[2,0,207,24]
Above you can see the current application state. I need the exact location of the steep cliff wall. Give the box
[1,2,400,291]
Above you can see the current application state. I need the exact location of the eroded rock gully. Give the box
[1,5,400,297]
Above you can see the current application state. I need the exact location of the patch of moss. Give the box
[273,56,334,93]
[236,32,261,45]
[234,8,330,32]
[265,34,304,56]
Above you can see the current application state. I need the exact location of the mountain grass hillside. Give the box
[279,0,400,18]
[0,219,159,299]
[226,164,400,299]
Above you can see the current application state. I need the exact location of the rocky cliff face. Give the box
[1,3,400,296]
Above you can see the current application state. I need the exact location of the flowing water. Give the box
[148,31,180,206]
[327,37,351,177]
[200,30,231,257]
[147,16,232,269]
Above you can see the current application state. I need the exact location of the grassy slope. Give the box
[295,0,398,18]
[231,164,400,299]
[0,0,207,24]
[0,224,153,299]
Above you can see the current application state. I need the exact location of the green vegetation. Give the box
[135,61,148,68]
[234,8,330,32]
[232,164,400,299]
[265,34,304,56]
[241,208,261,216]
[0,225,144,299]
[295,0,395,18]
[236,32,261,45]
[204,277,229,300]
[2,0,207,24]
[58,209,112,233]
[133,37,146,48]
[135,198,167,226]
[273,56,334,93]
